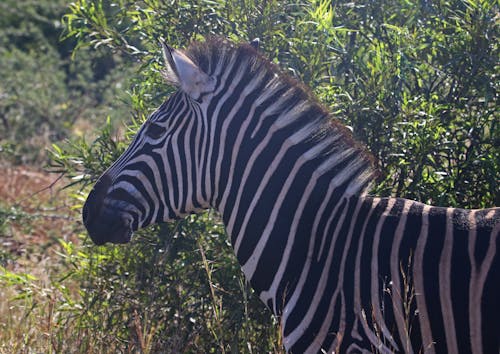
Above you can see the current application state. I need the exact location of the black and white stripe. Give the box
[83,38,499,353]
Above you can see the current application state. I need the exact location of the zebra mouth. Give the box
[86,212,134,246]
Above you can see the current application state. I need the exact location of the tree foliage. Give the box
[315,0,499,208]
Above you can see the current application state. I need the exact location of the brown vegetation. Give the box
[0,163,78,248]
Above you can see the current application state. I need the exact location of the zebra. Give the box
[83,37,499,353]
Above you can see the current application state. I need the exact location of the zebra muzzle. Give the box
[83,174,133,245]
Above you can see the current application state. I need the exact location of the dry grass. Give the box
[0,163,82,353]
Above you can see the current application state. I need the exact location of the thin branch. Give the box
[13,172,66,208]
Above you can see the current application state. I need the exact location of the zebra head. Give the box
[83,41,218,245]
[83,38,374,247]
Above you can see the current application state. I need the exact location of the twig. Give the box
[13,172,66,208]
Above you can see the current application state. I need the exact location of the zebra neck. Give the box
[216,139,372,312]
[206,100,375,314]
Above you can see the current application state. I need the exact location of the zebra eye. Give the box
[145,122,166,139]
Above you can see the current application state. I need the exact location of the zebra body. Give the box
[83,38,499,353]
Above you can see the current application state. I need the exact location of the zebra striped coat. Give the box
[83,38,499,353]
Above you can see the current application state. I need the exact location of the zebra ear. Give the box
[249,38,260,50]
[160,41,215,99]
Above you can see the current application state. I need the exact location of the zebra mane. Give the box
[184,37,378,195]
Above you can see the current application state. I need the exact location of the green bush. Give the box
[307,0,499,208]
[73,217,281,353]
